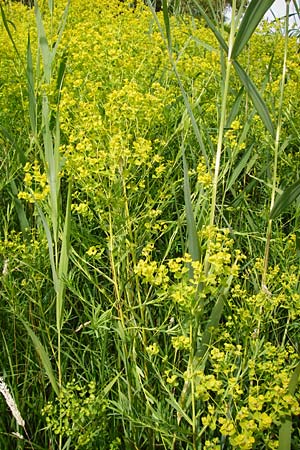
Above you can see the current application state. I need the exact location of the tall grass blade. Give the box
[10,181,30,234]
[226,145,253,191]
[150,4,210,167]
[0,4,20,58]
[233,61,275,138]
[56,51,67,103]
[278,361,300,450]
[183,151,201,261]
[225,87,244,128]
[52,0,70,59]
[162,0,171,51]
[22,320,59,395]
[48,0,54,15]
[35,202,58,291]
[27,34,37,136]
[191,0,228,53]
[232,0,276,59]
[42,94,59,240]
[270,179,300,219]
[34,0,52,83]
[57,181,72,331]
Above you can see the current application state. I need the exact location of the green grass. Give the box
[1,0,300,449]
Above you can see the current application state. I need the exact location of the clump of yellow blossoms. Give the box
[18,161,49,203]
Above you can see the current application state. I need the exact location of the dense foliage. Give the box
[0,0,300,449]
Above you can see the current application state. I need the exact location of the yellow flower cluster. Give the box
[18,161,49,203]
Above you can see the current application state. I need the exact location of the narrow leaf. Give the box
[51,0,70,62]
[232,0,276,59]
[0,4,20,58]
[10,181,30,235]
[183,151,201,262]
[56,51,67,103]
[191,0,228,53]
[34,0,52,83]
[278,362,300,450]
[225,87,244,129]
[57,181,72,331]
[162,0,171,51]
[22,320,59,395]
[233,61,275,138]
[42,94,59,240]
[27,34,37,136]
[226,145,253,191]
[35,202,58,291]
[270,178,300,219]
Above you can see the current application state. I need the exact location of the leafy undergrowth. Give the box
[0,0,300,449]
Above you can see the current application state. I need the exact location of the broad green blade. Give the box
[35,202,58,291]
[183,151,201,262]
[51,0,70,61]
[196,295,224,361]
[278,362,300,450]
[225,87,244,129]
[56,51,67,103]
[57,181,72,331]
[226,145,253,191]
[191,0,228,53]
[48,0,54,15]
[34,0,52,83]
[162,0,171,51]
[42,94,59,240]
[232,0,276,59]
[27,34,37,136]
[10,181,30,234]
[22,320,59,395]
[0,4,20,58]
[270,179,300,219]
[233,61,275,138]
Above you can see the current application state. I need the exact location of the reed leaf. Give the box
[191,0,228,53]
[162,0,171,51]
[22,320,59,395]
[52,0,70,60]
[278,361,300,450]
[34,0,52,83]
[26,34,37,136]
[232,0,276,59]
[226,144,253,191]
[0,4,20,58]
[57,180,72,331]
[233,60,275,138]
[183,151,201,262]
[9,181,30,234]
[42,94,60,242]
[270,179,300,219]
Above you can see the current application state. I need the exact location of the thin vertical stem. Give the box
[209,0,237,228]
[262,0,290,289]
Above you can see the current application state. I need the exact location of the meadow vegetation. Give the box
[0,0,300,448]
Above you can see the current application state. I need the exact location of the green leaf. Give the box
[270,179,300,219]
[162,0,171,51]
[34,0,52,83]
[191,0,228,53]
[225,87,244,129]
[9,181,30,235]
[0,4,20,58]
[183,151,201,262]
[232,0,276,59]
[233,61,275,138]
[22,320,59,395]
[226,145,253,192]
[57,181,72,331]
[278,362,300,450]
[27,34,37,136]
